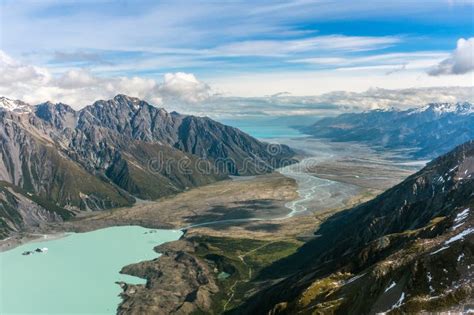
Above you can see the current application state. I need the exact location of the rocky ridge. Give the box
[302,102,474,159]
[118,239,219,315]
[235,140,474,314]
[0,95,295,238]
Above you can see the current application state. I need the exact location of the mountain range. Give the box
[301,102,474,159]
[0,95,295,238]
[235,140,474,314]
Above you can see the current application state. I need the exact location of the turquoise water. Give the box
[0,226,182,314]
[220,118,307,139]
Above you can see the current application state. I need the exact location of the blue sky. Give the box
[0,0,473,115]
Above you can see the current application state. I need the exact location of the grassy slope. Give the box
[37,145,133,210]
[106,142,225,200]
[189,236,302,314]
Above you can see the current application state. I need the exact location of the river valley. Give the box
[0,120,425,314]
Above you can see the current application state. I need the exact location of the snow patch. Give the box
[390,292,405,311]
[431,246,450,255]
[452,208,470,230]
[384,281,396,292]
[454,208,470,223]
[345,272,366,285]
[452,223,465,231]
[445,227,474,245]
[449,165,459,173]
[0,97,31,113]
[416,102,474,115]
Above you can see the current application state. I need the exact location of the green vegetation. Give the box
[42,147,133,210]
[0,185,24,238]
[297,273,350,308]
[405,286,472,313]
[0,180,74,238]
[189,235,302,313]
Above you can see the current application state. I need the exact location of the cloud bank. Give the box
[429,38,474,76]
[158,73,212,103]
[197,86,474,118]
[1,49,472,118]
[304,86,474,111]
[0,50,212,108]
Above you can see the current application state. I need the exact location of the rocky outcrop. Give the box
[79,95,295,175]
[174,115,295,175]
[118,239,219,315]
[0,181,65,238]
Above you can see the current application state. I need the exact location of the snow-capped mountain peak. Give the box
[0,97,32,113]
[452,102,474,114]
[409,102,474,116]
[424,102,473,115]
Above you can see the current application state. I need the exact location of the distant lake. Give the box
[220,117,310,139]
[0,226,182,314]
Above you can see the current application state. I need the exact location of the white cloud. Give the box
[0,50,212,108]
[306,86,474,110]
[51,51,109,65]
[0,1,444,55]
[181,86,474,118]
[213,35,401,57]
[428,38,474,75]
[1,49,473,118]
[210,64,472,99]
[292,52,448,69]
[158,72,212,103]
[56,69,99,89]
[0,50,51,86]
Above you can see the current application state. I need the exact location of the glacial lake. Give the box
[0,226,182,314]
[220,118,307,139]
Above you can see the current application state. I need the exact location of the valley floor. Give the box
[0,139,422,314]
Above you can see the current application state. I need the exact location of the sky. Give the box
[0,0,473,117]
